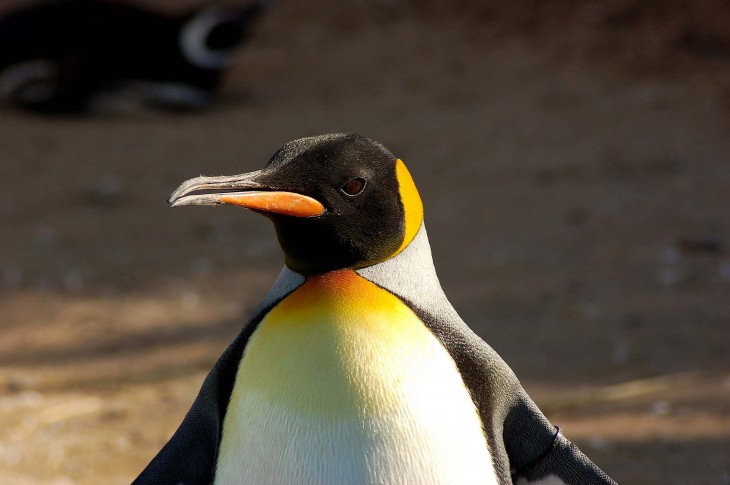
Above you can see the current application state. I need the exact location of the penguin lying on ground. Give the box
[0,0,271,113]
[135,134,615,484]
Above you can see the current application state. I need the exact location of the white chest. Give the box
[215,272,497,485]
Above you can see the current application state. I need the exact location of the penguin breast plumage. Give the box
[215,270,498,485]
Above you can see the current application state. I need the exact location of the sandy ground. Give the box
[1,1,729,484]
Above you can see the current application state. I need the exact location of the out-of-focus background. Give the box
[0,0,729,483]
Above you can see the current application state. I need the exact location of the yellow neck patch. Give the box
[394,159,424,255]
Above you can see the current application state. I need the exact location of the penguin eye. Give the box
[341,178,366,196]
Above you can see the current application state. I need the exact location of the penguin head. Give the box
[169,134,423,274]
[179,1,271,71]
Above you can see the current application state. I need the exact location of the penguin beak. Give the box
[167,171,326,218]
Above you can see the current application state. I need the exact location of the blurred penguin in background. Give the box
[0,0,273,113]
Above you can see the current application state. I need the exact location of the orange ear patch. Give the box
[394,159,424,254]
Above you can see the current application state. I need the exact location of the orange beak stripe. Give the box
[219,191,326,218]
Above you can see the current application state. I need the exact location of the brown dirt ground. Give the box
[1,1,729,484]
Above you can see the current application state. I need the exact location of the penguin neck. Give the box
[356,223,450,310]
[261,223,450,313]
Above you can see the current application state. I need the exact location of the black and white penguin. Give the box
[135,134,616,485]
[0,0,271,113]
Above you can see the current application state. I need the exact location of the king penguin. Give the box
[0,0,271,113]
[134,134,615,485]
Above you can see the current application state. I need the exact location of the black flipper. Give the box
[132,299,283,485]
[133,332,247,485]
[504,393,615,484]
[408,299,615,485]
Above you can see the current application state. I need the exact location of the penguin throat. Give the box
[276,222,402,276]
